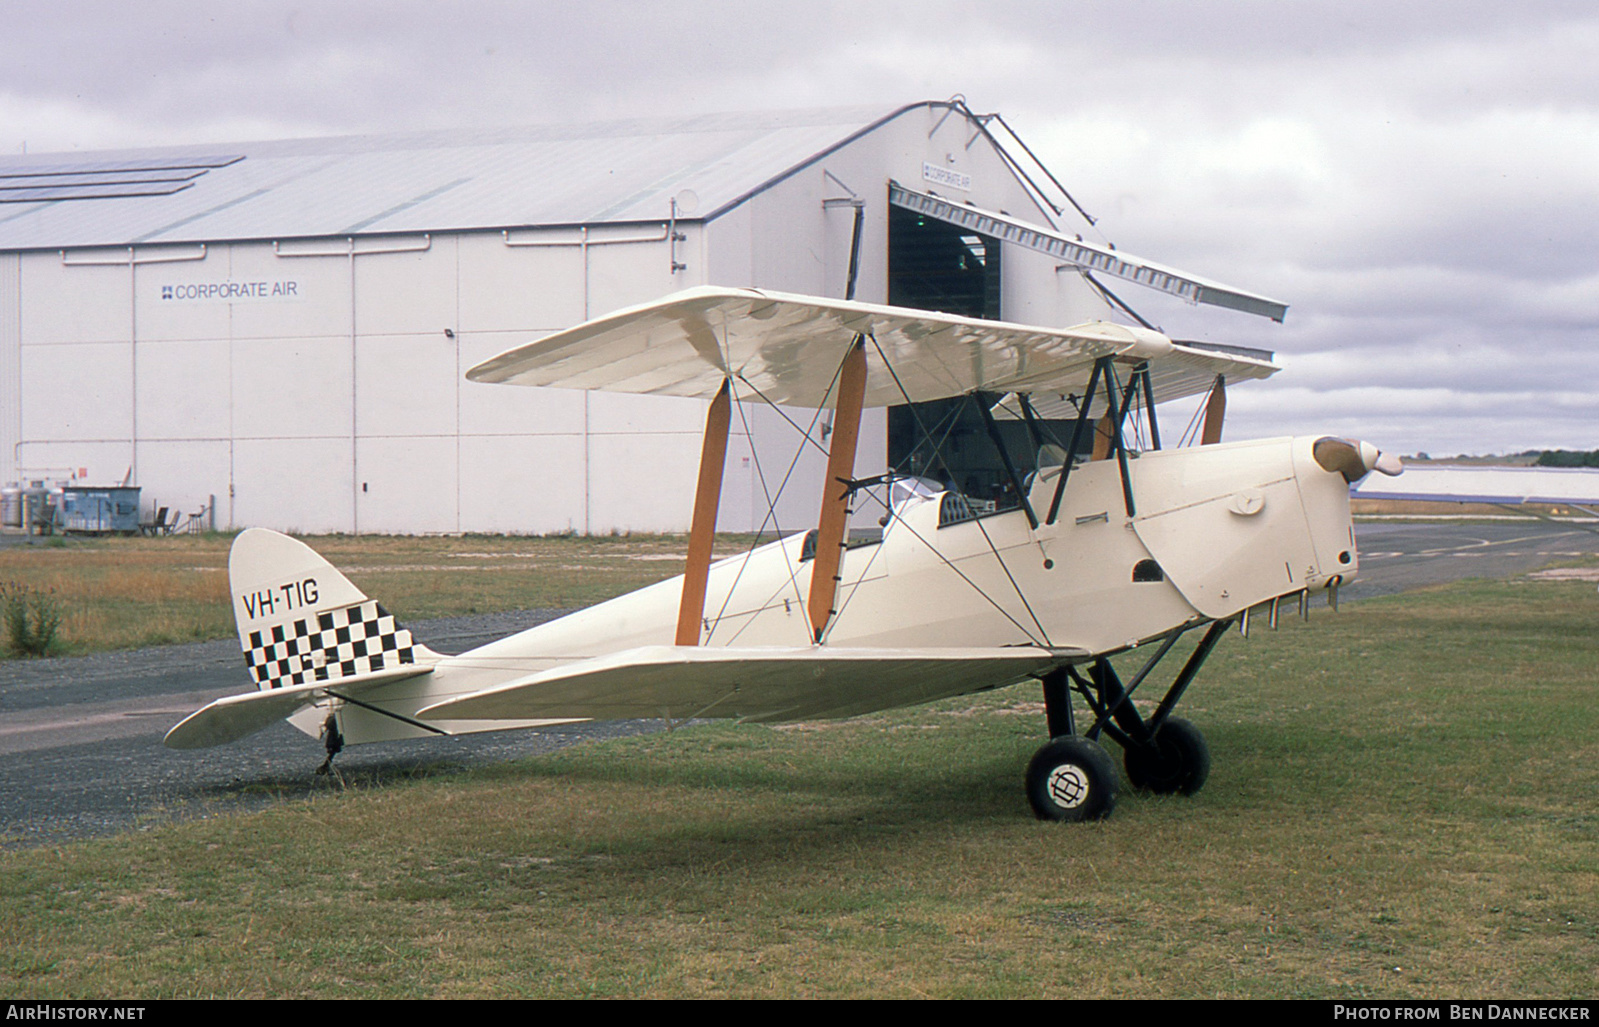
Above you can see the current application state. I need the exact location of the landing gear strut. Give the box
[1026,618,1231,821]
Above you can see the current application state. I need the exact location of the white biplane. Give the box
[166,286,1401,821]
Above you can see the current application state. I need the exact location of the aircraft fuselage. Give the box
[324,434,1355,744]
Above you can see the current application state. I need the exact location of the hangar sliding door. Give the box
[880,180,1287,510]
[886,181,1287,322]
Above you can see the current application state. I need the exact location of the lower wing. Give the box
[419,645,1084,726]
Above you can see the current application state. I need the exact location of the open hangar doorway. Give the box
[883,201,1086,513]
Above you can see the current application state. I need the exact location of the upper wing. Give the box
[1351,465,1599,507]
[466,286,1277,409]
[418,644,1080,726]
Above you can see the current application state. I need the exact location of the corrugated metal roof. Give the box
[0,104,912,251]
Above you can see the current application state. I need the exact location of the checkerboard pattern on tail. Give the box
[243,600,417,690]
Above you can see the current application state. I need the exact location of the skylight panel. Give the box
[0,155,244,203]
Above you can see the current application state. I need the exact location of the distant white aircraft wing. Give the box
[1351,465,1599,508]
[466,286,1276,409]
[418,645,1081,726]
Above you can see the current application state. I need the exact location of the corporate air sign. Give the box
[922,161,972,192]
[160,279,303,302]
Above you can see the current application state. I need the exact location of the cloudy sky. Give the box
[3,1,1594,456]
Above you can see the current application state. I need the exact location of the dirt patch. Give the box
[1526,567,1599,582]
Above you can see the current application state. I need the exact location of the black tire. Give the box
[1025,736,1120,822]
[1122,717,1210,796]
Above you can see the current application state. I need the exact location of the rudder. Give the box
[229,528,429,691]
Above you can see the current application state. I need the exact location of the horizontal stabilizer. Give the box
[163,665,433,750]
[419,645,1079,726]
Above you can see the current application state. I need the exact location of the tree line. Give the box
[1533,449,1599,467]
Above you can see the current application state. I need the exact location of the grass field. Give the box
[0,574,1594,998]
[0,532,700,656]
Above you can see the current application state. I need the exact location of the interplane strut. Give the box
[807,336,869,643]
[676,377,732,646]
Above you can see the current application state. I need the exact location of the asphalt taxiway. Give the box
[1,518,1592,848]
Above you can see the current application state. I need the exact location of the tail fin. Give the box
[229,528,434,691]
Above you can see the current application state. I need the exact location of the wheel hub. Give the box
[1045,764,1090,809]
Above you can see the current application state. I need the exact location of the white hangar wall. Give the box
[11,226,715,535]
[1,104,1120,536]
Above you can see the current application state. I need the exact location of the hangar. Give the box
[0,99,1282,535]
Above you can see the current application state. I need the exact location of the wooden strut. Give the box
[1091,414,1116,461]
[1201,374,1226,445]
[675,377,732,646]
[807,337,869,644]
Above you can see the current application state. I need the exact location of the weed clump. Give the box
[0,580,64,656]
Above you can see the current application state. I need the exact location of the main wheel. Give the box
[1025,736,1119,822]
[1122,717,1210,795]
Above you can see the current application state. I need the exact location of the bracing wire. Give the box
[1176,390,1209,448]
[703,368,842,646]
[824,480,1042,646]
[734,374,834,461]
[866,335,1052,647]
